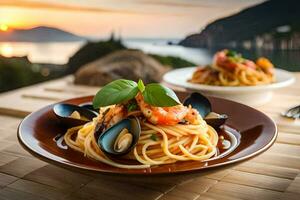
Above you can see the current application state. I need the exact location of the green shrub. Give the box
[0,56,61,93]
[67,39,195,73]
[150,54,195,68]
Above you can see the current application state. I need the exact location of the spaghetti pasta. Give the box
[189,49,275,86]
[64,107,218,169]
[63,79,222,169]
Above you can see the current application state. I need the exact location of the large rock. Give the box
[179,0,300,49]
[74,50,169,85]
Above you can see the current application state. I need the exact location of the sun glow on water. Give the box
[0,24,8,31]
[0,44,13,57]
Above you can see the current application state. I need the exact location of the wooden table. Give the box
[0,75,299,200]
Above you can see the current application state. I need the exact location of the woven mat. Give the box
[0,74,299,200]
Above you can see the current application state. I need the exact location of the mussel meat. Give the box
[97,117,141,156]
[53,103,98,127]
[204,112,228,130]
[183,92,228,129]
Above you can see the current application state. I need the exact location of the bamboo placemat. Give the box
[0,74,299,200]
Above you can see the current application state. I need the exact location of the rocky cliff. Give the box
[179,0,300,50]
[0,26,86,42]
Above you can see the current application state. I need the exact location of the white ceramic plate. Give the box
[163,67,295,106]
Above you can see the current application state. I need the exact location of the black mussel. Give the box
[183,92,227,129]
[53,103,98,127]
[183,92,211,118]
[97,117,141,156]
[79,102,99,112]
[204,112,228,129]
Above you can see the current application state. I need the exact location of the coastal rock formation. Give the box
[67,39,126,74]
[179,0,300,50]
[0,26,86,42]
[74,50,169,86]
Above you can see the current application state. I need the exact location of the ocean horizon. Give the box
[0,39,299,71]
[0,38,212,65]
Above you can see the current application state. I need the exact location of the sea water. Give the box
[0,39,299,71]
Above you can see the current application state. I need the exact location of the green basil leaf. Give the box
[93,79,138,108]
[127,101,138,112]
[137,79,145,92]
[150,134,158,141]
[226,50,238,57]
[143,83,180,107]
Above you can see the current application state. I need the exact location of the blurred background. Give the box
[0,0,299,93]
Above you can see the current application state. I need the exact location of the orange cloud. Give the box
[0,0,138,14]
[138,0,216,8]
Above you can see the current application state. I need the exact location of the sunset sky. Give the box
[0,0,265,38]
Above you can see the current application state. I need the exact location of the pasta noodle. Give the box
[189,49,275,86]
[62,79,222,169]
[64,112,218,169]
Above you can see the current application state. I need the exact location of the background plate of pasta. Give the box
[18,79,277,175]
[163,49,295,106]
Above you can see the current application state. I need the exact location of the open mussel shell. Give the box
[204,112,228,129]
[183,92,211,118]
[53,103,98,127]
[183,92,227,129]
[98,117,141,156]
[79,102,99,113]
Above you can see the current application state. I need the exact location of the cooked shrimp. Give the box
[184,106,202,125]
[256,57,274,75]
[136,93,194,125]
[98,104,127,129]
[213,49,256,71]
[243,60,256,70]
[213,50,225,66]
[212,50,238,71]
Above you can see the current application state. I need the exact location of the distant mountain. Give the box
[179,0,300,50]
[0,26,86,42]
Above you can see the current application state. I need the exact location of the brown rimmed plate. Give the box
[18,92,277,175]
